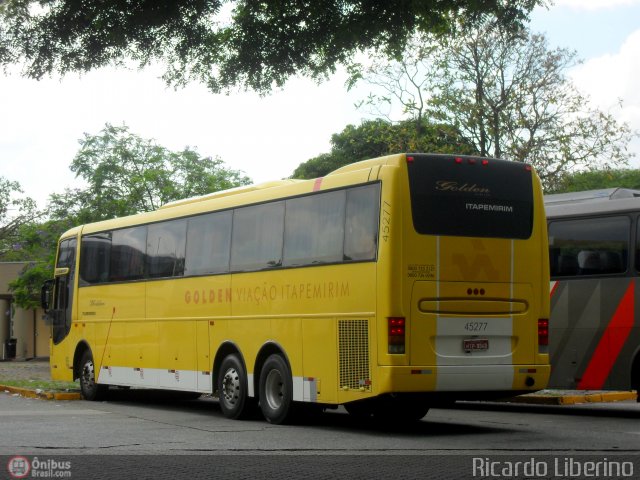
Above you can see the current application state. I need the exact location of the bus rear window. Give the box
[407,154,533,239]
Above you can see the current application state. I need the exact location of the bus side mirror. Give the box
[41,279,54,312]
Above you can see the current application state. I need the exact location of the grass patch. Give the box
[0,379,79,392]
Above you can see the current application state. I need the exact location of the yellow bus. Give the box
[42,153,550,424]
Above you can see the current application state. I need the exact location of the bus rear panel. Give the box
[376,154,550,400]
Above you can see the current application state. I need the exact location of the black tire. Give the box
[217,354,251,419]
[78,350,108,401]
[259,354,294,424]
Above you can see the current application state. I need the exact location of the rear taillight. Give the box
[538,318,549,347]
[388,317,406,354]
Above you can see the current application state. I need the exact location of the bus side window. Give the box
[110,226,147,281]
[636,219,640,272]
[231,201,285,271]
[185,211,232,276]
[557,254,578,276]
[80,233,112,285]
[283,190,345,267]
[548,216,629,278]
[600,251,622,274]
[147,219,187,278]
[577,250,601,275]
[344,184,380,261]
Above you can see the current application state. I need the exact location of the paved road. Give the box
[1,387,639,479]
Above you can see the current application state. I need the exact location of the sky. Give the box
[1,0,640,209]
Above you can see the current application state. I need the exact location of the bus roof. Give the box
[159,180,304,210]
[63,154,407,238]
[545,188,640,219]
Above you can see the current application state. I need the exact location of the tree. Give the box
[9,123,251,308]
[292,118,476,179]
[0,176,39,258]
[550,169,640,194]
[351,23,636,190]
[0,178,46,310]
[0,0,542,93]
[58,123,251,220]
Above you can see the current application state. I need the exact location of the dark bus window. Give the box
[185,211,232,275]
[408,154,533,239]
[548,216,630,277]
[57,237,76,268]
[344,184,380,261]
[231,201,285,271]
[636,218,640,272]
[109,226,147,281]
[80,233,112,285]
[147,219,187,278]
[283,190,346,266]
[53,237,76,344]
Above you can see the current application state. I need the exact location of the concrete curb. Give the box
[0,384,81,401]
[506,390,637,405]
[1,382,636,405]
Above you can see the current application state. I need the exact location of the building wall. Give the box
[0,262,49,359]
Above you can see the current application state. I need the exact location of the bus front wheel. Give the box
[259,354,294,424]
[218,354,251,419]
[78,350,108,401]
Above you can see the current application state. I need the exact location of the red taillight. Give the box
[406,156,415,163]
[538,318,549,346]
[388,317,406,354]
[455,157,463,164]
[482,159,489,166]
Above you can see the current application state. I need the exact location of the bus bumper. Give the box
[377,364,550,395]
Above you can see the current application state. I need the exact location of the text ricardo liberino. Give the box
[472,457,634,478]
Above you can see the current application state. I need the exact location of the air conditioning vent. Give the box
[338,319,371,391]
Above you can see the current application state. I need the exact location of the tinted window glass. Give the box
[231,202,285,271]
[80,233,112,285]
[53,237,77,344]
[408,154,533,239]
[637,219,640,272]
[344,184,380,261]
[146,219,186,278]
[548,216,629,278]
[185,211,232,275]
[283,190,346,266]
[57,238,76,268]
[109,226,147,281]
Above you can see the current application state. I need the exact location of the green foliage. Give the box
[8,123,250,309]
[59,123,251,220]
[0,379,78,391]
[550,169,640,194]
[292,118,476,179]
[351,23,636,190]
[0,0,542,93]
[8,261,51,309]
[6,218,75,309]
[0,176,39,259]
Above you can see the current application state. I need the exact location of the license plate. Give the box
[463,338,489,352]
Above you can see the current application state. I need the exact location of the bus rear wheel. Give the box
[259,354,294,424]
[78,350,108,401]
[218,354,252,419]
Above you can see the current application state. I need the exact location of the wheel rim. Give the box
[264,369,284,411]
[81,360,95,392]
[221,367,241,408]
